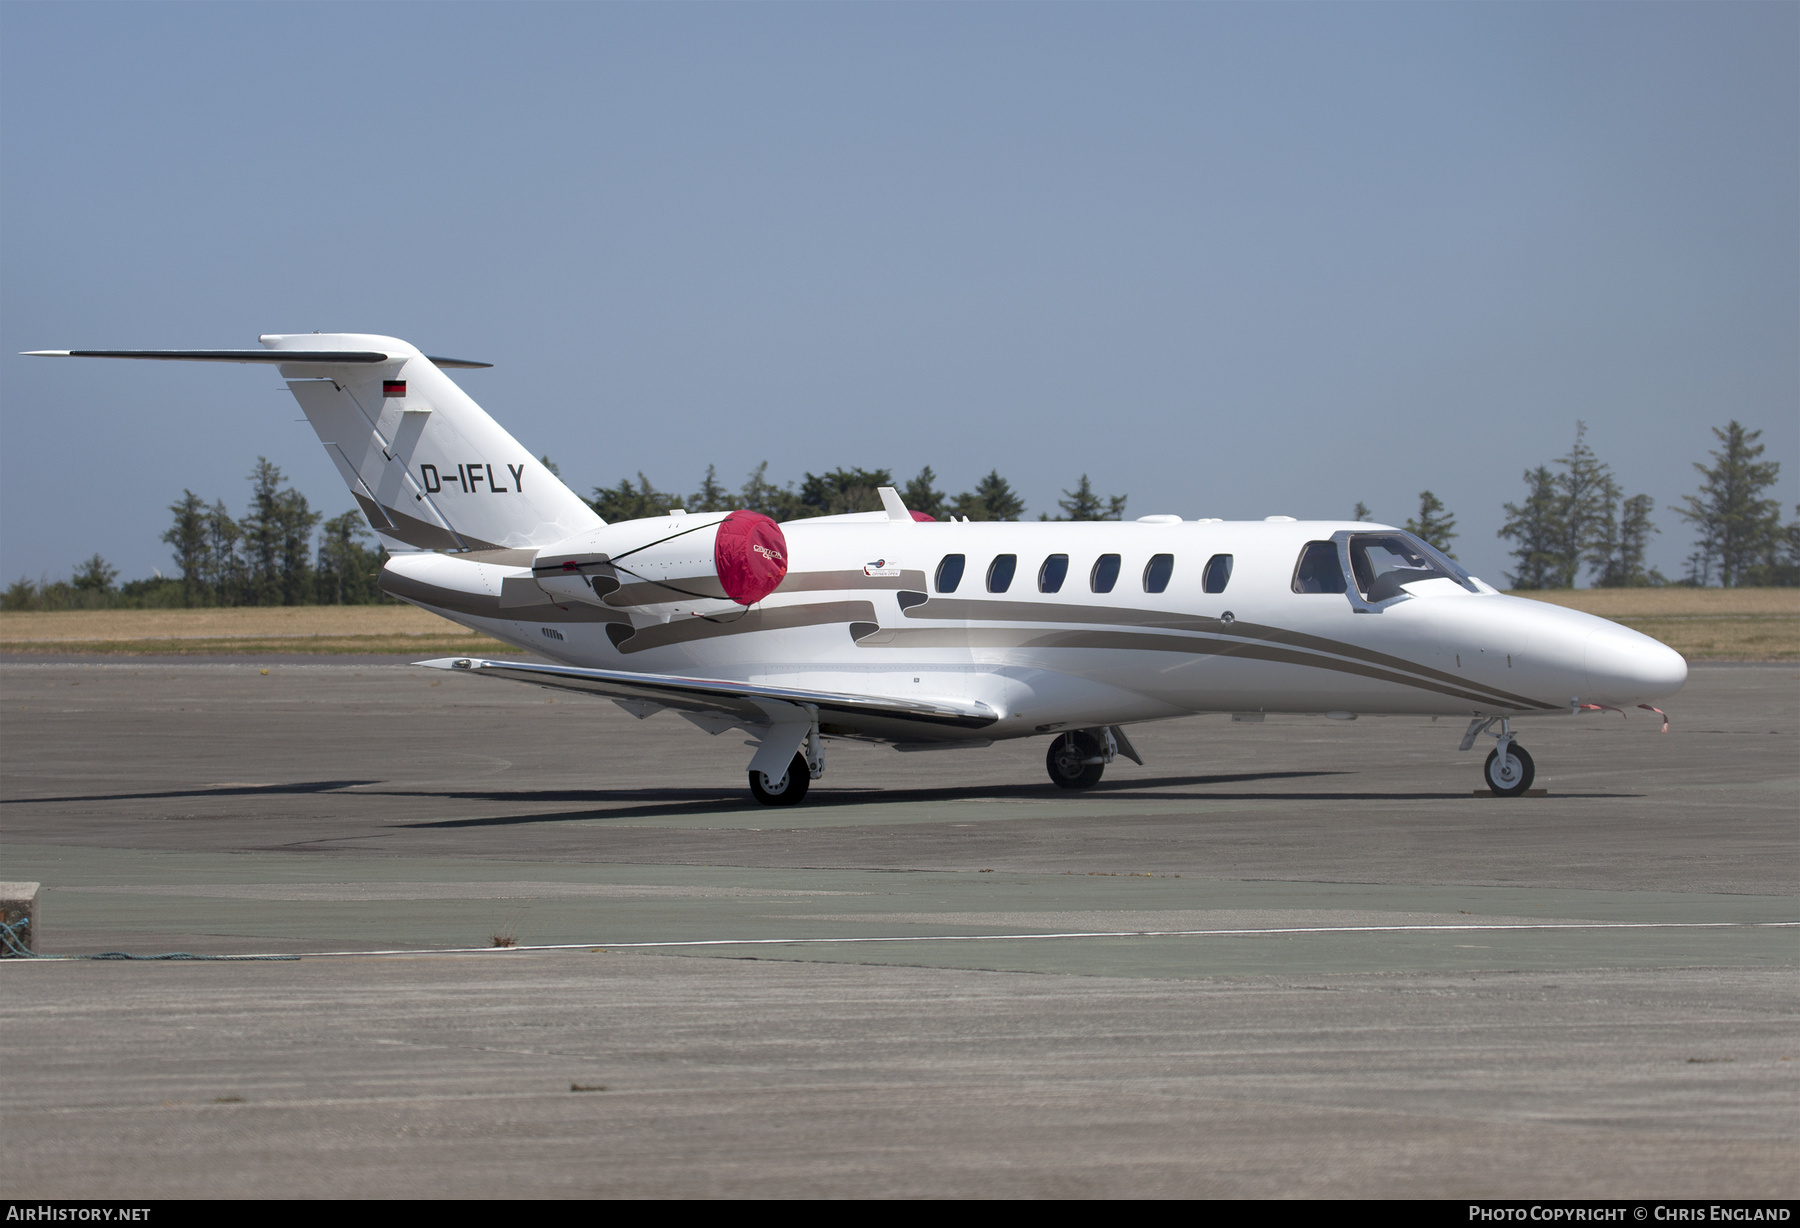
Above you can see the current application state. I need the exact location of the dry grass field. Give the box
[1511,588,1799,661]
[0,588,1793,659]
[0,605,507,657]
[1508,587,1798,617]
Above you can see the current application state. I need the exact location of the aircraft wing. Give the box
[416,657,999,741]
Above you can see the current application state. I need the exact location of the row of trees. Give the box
[1,459,384,611]
[161,458,385,606]
[7,420,1794,609]
[588,463,1127,524]
[1352,420,1797,588]
[0,554,177,613]
[1495,423,1664,589]
[5,455,1130,612]
[608,420,1791,592]
[1494,420,1795,589]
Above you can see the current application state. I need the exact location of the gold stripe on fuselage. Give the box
[889,596,1554,711]
[860,623,1553,711]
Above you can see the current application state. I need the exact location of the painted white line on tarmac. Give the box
[7,920,1792,963]
[19,918,1782,961]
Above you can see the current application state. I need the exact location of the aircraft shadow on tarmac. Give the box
[2,770,1336,812]
[0,779,381,805]
[380,771,1612,829]
[1,772,1635,828]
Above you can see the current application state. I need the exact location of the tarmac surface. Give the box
[1,658,1794,1198]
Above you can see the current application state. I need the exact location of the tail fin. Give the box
[29,334,602,551]
[270,333,600,551]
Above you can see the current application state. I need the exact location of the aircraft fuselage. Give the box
[383,515,1686,744]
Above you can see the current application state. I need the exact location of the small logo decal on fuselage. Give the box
[864,558,901,577]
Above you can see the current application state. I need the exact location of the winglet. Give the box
[878,487,912,522]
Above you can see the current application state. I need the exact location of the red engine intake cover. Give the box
[714,509,789,605]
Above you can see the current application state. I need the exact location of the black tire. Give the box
[1046,731,1105,790]
[749,752,811,806]
[1483,744,1535,797]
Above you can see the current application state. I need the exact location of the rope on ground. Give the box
[0,918,298,961]
[0,918,34,958]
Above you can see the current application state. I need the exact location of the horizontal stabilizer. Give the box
[32,332,591,550]
[23,349,492,368]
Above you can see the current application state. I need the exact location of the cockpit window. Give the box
[1348,534,1453,603]
[1292,541,1347,594]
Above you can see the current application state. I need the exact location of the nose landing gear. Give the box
[1482,743,1535,797]
[1462,716,1536,797]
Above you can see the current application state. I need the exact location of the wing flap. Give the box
[416,657,998,734]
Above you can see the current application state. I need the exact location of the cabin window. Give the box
[1292,541,1347,594]
[1143,553,1174,593]
[1348,534,1453,603]
[1038,554,1069,593]
[1090,554,1121,593]
[1203,554,1233,594]
[935,554,965,593]
[987,554,1017,593]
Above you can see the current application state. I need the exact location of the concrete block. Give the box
[1,882,39,956]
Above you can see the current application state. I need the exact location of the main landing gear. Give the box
[746,719,1147,804]
[748,715,824,806]
[1045,726,1141,791]
[1462,716,1536,797]
[1047,730,1106,790]
[749,752,811,806]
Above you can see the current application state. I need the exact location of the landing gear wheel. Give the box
[1046,731,1105,790]
[749,752,811,806]
[1483,744,1535,797]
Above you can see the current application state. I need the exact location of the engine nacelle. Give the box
[530,509,788,609]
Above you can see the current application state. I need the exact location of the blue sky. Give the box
[3,2,1794,587]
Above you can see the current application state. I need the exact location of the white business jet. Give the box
[28,334,1688,804]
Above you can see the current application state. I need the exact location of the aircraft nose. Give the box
[1585,624,1687,703]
